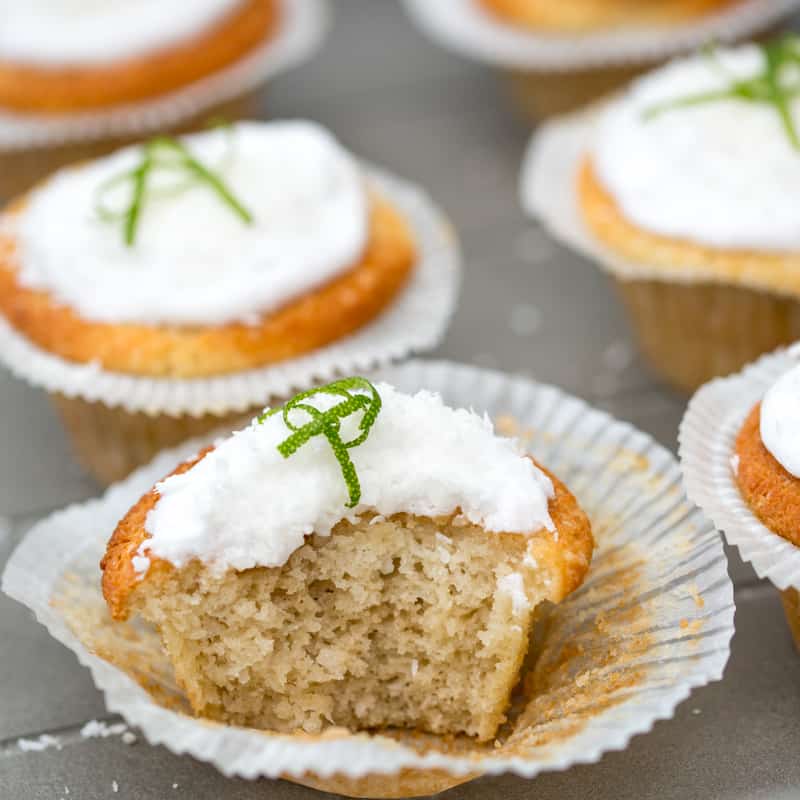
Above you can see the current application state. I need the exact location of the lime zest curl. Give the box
[258,378,382,508]
[95,128,253,247]
[643,35,800,151]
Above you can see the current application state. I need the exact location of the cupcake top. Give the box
[138,380,557,576]
[8,121,369,327]
[759,363,800,477]
[592,42,800,252]
[0,0,245,65]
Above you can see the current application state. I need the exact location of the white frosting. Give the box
[760,364,800,477]
[0,0,244,65]
[593,45,800,252]
[142,383,556,575]
[12,121,369,327]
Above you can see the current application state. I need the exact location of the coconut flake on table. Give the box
[8,120,369,327]
[141,383,556,576]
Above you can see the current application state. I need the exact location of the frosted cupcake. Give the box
[0,0,277,112]
[101,378,594,741]
[477,0,737,32]
[0,0,324,197]
[734,365,800,647]
[0,121,439,484]
[574,37,800,391]
[402,0,789,119]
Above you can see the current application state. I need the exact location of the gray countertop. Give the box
[2,2,799,798]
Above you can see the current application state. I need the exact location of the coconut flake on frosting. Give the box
[11,121,369,327]
[140,383,556,576]
[0,0,243,65]
[592,45,800,252]
[760,363,800,478]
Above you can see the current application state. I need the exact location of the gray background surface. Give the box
[1,2,799,798]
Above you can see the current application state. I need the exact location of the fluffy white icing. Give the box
[12,121,369,326]
[593,45,800,251]
[0,0,243,65]
[760,364,800,477]
[142,383,556,575]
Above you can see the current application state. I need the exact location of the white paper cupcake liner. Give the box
[520,105,800,296]
[2,360,734,788]
[680,346,800,591]
[0,0,328,150]
[0,167,461,417]
[402,0,800,71]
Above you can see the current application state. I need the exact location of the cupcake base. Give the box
[504,64,649,119]
[0,89,265,199]
[781,588,800,653]
[51,394,254,486]
[615,279,800,393]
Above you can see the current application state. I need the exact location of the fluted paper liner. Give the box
[680,346,800,591]
[0,0,328,150]
[0,168,460,418]
[2,361,733,794]
[402,0,800,71]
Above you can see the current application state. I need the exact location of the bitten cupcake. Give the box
[478,0,737,32]
[101,378,594,741]
[0,120,458,484]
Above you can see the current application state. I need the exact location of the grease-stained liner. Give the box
[680,346,800,588]
[3,360,734,798]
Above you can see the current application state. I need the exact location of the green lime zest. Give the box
[95,128,253,247]
[643,35,800,150]
[258,378,382,508]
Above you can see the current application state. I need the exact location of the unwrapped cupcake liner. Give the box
[2,360,734,790]
[521,105,800,298]
[0,0,329,150]
[402,0,800,71]
[680,345,800,591]
[0,167,461,418]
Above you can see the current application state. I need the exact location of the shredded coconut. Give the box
[143,384,556,575]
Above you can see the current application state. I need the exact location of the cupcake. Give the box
[524,37,800,391]
[575,38,800,391]
[477,0,738,32]
[101,378,594,740]
[0,0,278,112]
[6,360,733,796]
[734,365,800,648]
[0,120,452,485]
[0,0,326,197]
[402,0,791,119]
